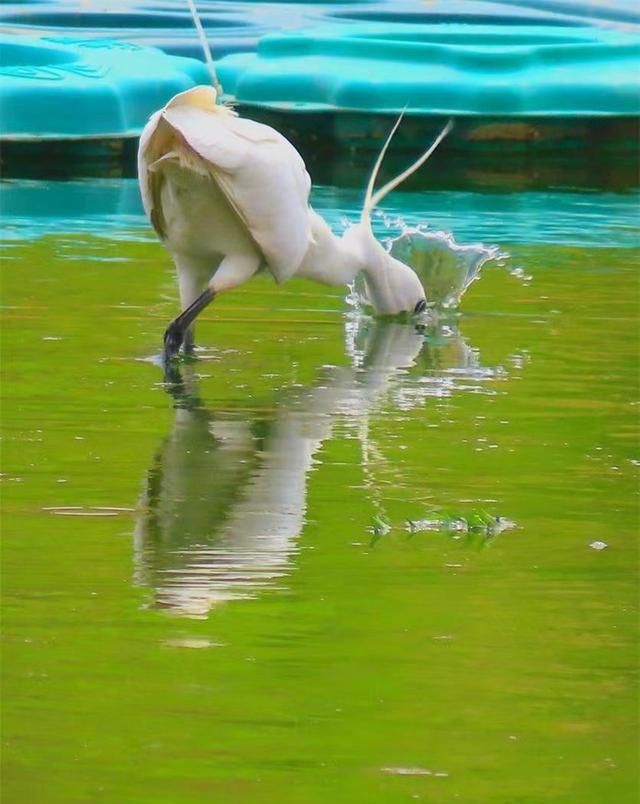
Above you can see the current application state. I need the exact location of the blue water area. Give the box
[486,0,640,26]
[330,0,640,27]
[1,178,638,250]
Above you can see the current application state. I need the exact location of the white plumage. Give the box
[137,85,452,372]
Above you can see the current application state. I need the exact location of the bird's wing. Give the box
[137,110,163,231]
[161,102,312,283]
[137,88,244,239]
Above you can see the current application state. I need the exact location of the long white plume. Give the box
[362,117,454,223]
[362,110,406,224]
[186,0,221,93]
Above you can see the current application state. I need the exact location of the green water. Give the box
[1,199,638,803]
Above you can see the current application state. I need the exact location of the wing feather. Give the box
[164,106,311,282]
[138,87,312,282]
[137,110,163,234]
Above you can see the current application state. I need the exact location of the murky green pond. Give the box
[1,180,638,803]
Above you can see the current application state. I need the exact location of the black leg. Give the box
[163,288,216,368]
[182,327,196,354]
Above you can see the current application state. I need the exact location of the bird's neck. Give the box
[297,211,425,316]
[297,209,364,287]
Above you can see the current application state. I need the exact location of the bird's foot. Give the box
[161,289,215,382]
[162,321,185,384]
[414,299,427,314]
[182,335,195,355]
[163,320,184,363]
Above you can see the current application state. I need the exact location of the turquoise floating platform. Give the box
[218,21,640,117]
[5,0,634,79]
[0,35,209,141]
[1,2,638,175]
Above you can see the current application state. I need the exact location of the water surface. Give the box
[1,183,638,803]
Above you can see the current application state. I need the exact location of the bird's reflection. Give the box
[134,317,504,617]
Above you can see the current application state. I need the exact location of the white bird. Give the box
[137,85,452,371]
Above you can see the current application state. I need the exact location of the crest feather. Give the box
[362,117,454,223]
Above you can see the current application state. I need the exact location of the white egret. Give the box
[137,85,452,370]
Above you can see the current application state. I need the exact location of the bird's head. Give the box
[342,222,426,316]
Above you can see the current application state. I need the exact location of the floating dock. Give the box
[1,1,638,179]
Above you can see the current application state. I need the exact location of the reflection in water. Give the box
[134,317,510,617]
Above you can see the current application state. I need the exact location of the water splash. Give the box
[406,513,516,537]
[389,226,505,309]
[348,212,506,313]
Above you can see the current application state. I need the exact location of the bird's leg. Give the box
[163,253,261,377]
[182,327,196,355]
[163,288,215,366]
[174,256,219,355]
